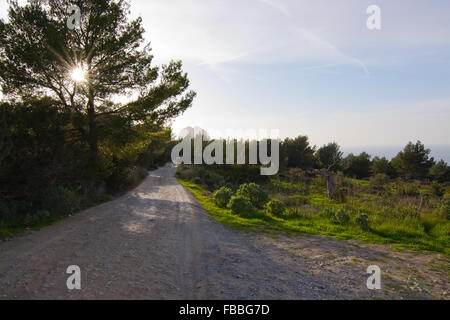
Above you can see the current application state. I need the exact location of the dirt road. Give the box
[0,164,448,299]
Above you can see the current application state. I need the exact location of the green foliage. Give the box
[281,136,315,169]
[431,183,445,198]
[228,196,254,215]
[391,141,435,179]
[236,183,268,209]
[429,160,450,183]
[266,199,286,217]
[214,187,233,208]
[395,182,420,197]
[180,175,450,254]
[315,142,343,171]
[176,164,266,191]
[320,207,336,219]
[45,186,78,215]
[24,210,51,226]
[320,207,351,225]
[355,212,370,231]
[398,205,421,219]
[343,152,371,179]
[369,173,390,188]
[0,0,193,233]
[332,208,350,225]
[371,156,396,177]
[435,200,449,220]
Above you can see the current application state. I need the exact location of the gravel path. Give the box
[0,164,448,299]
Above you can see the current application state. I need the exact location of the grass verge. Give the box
[179,178,449,255]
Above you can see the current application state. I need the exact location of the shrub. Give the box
[24,213,39,226]
[396,183,420,197]
[284,207,303,219]
[333,208,350,225]
[24,210,50,226]
[228,196,254,215]
[44,186,78,215]
[193,176,201,184]
[398,205,421,219]
[266,199,286,217]
[355,212,370,231]
[201,170,225,191]
[214,187,233,208]
[431,183,445,198]
[176,166,196,180]
[285,195,309,207]
[236,183,268,209]
[369,173,390,188]
[435,200,449,220]
[126,166,148,186]
[320,207,335,219]
[429,160,450,183]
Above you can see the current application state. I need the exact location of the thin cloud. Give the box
[257,0,292,17]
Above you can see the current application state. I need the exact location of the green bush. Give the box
[214,187,233,208]
[320,207,335,219]
[396,183,420,197]
[266,199,286,217]
[228,196,254,215]
[435,200,449,220]
[355,212,370,231]
[284,207,303,219]
[44,186,78,215]
[398,205,421,219]
[333,208,350,225]
[431,183,445,198]
[369,173,390,188]
[202,171,225,191]
[24,210,50,226]
[236,183,268,209]
[126,166,148,186]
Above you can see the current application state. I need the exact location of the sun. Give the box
[70,66,86,83]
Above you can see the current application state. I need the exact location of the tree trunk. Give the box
[326,173,335,199]
[87,93,99,166]
[320,171,335,199]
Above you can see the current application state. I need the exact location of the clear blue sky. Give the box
[1,0,450,150]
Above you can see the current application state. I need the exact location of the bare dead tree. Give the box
[319,154,341,200]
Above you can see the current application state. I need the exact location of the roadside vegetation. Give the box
[0,0,194,237]
[177,138,450,255]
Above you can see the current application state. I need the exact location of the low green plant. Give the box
[320,207,335,219]
[236,183,268,209]
[228,196,254,215]
[24,210,50,226]
[398,205,421,219]
[435,200,449,220]
[333,208,350,225]
[214,187,233,208]
[266,199,286,217]
[431,183,445,198]
[396,183,420,197]
[370,173,390,188]
[355,211,370,231]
